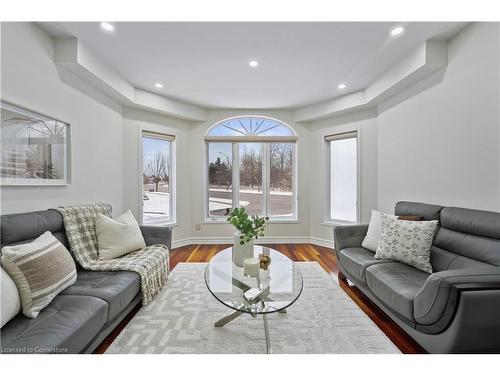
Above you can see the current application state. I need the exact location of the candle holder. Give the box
[243,257,260,277]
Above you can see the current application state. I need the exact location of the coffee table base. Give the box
[214,309,244,328]
[214,310,288,354]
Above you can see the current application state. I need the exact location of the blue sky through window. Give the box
[143,137,170,171]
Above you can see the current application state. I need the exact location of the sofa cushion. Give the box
[440,207,500,240]
[338,247,391,283]
[0,210,66,247]
[366,262,429,321]
[433,208,500,267]
[0,295,107,354]
[394,201,443,221]
[61,270,140,322]
[430,245,494,272]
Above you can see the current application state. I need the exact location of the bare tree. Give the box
[146,151,167,192]
[270,144,293,191]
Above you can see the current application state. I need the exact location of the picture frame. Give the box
[0,101,71,186]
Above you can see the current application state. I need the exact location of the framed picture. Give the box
[1,101,71,186]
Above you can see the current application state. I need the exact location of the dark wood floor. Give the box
[94,243,425,354]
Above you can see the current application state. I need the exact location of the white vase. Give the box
[232,232,254,267]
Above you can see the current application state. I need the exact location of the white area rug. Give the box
[106,262,400,354]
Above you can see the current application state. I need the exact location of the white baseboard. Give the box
[309,237,334,248]
[170,237,196,249]
[171,236,333,249]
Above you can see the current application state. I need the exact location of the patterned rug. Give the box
[106,262,400,354]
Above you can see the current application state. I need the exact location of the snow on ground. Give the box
[209,197,250,211]
[210,187,292,196]
[143,192,169,225]
[142,188,293,224]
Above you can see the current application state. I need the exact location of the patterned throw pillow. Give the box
[1,231,77,318]
[375,214,438,273]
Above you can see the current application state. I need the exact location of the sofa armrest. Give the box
[414,267,500,329]
[333,224,369,255]
[140,225,172,250]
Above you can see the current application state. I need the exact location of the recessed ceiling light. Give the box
[99,22,115,33]
[390,26,405,37]
[154,83,163,88]
[249,60,259,68]
[338,83,347,90]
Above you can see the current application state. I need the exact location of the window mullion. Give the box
[232,143,239,209]
[169,141,173,221]
[263,143,270,217]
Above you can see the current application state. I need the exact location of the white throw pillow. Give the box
[1,267,21,327]
[96,210,146,260]
[375,214,438,273]
[362,210,396,252]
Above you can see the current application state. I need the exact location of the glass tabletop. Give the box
[204,245,303,315]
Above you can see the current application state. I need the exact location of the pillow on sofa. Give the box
[96,210,146,260]
[1,231,77,318]
[398,215,423,221]
[1,267,21,327]
[362,210,396,252]
[375,214,438,273]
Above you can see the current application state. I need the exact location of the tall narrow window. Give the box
[239,143,263,216]
[326,131,358,223]
[269,143,295,217]
[205,116,297,221]
[208,142,233,217]
[142,131,175,226]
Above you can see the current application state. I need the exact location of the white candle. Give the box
[243,258,260,277]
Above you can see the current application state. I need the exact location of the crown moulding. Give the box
[53,37,447,124]
[53,38,208,122]
[293,40,448,122]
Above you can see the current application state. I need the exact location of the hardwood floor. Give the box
[94,243,425,354]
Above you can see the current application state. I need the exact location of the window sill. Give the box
[204,219,299,224]
[203,219,228,224]
[322,220,357,227]
[142,222,178,228]
[268,219,299,224]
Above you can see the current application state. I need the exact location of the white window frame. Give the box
[324,130,361,225]
[204,116,298,223]
[139,129,177,227]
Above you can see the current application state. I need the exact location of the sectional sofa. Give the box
[334,201,500,353]
[0,209,172,354]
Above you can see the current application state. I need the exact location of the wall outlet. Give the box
[195,224,201,231]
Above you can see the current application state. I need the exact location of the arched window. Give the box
[205,116,297,221]
[207,117,295,138]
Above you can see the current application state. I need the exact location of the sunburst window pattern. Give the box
[207,117,295,137]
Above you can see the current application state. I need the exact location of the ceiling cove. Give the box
[53,37,447,122]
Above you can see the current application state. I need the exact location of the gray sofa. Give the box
[334,201,500,353]
[0,209,171,354]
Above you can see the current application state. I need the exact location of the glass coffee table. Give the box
[204,245,303,354]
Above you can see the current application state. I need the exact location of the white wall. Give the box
[1,23,125,214]
[2,22,499,249]
[122,108,194,243]
[377,23,500,213]
[308,110,378,246]
[498,24,500,208]
[188,109,311,243]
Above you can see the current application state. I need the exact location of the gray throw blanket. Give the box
[56,203,169,305]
